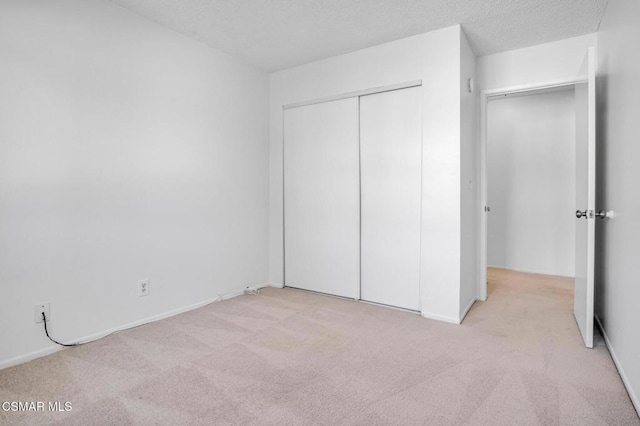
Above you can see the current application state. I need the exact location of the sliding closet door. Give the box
[360,87,422,310]
[284,98,360,298]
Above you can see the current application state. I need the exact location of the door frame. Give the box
[478,76,588,301]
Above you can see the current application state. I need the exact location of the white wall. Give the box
[0,0,269,366]
[459,29,479,317]
[269,26,467,323]
[478,34,597,91]
[487,89,576,277]
[596,0,640,414]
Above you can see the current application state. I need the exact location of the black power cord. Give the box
[42,312,80,347]
[39,290,240,348]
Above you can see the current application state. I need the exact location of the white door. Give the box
[283,98,360,299]
[574,47,597,348]
[360,87,422,311]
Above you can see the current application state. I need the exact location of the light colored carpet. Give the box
[1,267,638,425]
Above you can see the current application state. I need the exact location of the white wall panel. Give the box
[477,34,597,91]
[596,0,640,412]
[0,0,269,366]
[459,29,479,317]
[284,98,360,298]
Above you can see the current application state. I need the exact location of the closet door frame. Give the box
[282,80,422,306]
[283,81,422,111]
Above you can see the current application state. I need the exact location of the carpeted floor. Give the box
[1,267,638,425]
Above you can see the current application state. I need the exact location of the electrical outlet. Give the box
[138,279,149,297]
[34,303,51,324]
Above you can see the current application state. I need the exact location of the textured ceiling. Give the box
[107,0,608,72]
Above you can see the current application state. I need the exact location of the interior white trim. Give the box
[478,75,589,302]
[283,80,422,110]
[421,311,462,325]
[595,315,640,417]
[460,297,477,323]
[267,282,285,289]
[482,77,588,99]
[0,346,63,372]
[0,283,272,370]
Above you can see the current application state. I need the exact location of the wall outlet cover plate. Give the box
[35,303,51,323]
[138,279,149,297]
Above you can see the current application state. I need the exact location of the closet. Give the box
[283,85,422,311]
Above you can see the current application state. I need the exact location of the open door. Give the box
[574,47,596,348]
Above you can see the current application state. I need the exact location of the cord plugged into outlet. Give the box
[42,312,78,347]
[34,303,50,324]
[35,302,83,347]
[37,283,260,349]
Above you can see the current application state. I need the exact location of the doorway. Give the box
[478,52,597,349]
[486,86,576,279]
[479,77,589,300]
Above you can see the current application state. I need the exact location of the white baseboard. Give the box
[421,298,477,325]
[0,282,272,370]
[0,346,64,371]
[595,315,640,417]
[265,282,284,289]
[488,265,574,279]
[421,311,462,325]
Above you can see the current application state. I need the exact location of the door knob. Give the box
[577,210,610,219]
